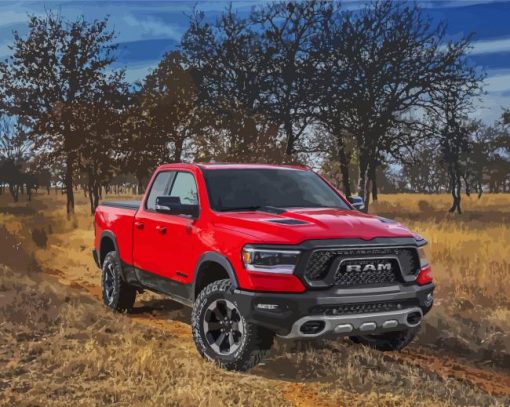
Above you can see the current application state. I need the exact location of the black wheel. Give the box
[192,279,274,371]
[101,251,136,312]
[350,326,419,351]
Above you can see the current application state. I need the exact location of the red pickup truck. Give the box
[93,163,434,371]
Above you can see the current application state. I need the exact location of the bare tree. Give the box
[428,78,482,213]
[0,12,121,215]
[181,7,285,162]
[77,74,129,213]
[0,118,33,201]
[315,1,482,211]
[140,51,201,163]
[252,0,330,158]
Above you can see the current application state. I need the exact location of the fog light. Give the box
[256,303,279,310]
[424,293,433,307]
[300,320,325,335]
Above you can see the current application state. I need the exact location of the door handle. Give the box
[156,225,167,234]
[134,221,144,230]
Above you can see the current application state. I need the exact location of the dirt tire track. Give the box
[283,382,346,407]
[386,345,510,397]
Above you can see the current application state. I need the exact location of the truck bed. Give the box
[100,200,141,210]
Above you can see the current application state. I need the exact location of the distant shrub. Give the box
[417,200,432,213]
[31,228,48,248]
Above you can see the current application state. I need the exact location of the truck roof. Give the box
[195,163,310,171]
[154,162,311,173]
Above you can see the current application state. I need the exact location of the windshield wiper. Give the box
[219,205,286,214]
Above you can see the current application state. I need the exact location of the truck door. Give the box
[133,170,198,285]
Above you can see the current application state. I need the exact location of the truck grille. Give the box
[304,247,420,286]
[309,301,415,316]
[334,258,399,286]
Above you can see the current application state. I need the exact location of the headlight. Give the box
[242,247,300,274]
[418,247,429,268]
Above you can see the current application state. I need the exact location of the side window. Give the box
[146,171,175,210]
[170,172,198,205]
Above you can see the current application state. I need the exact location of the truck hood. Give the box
[213,208,415,244]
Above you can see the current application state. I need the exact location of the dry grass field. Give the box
[0,191,509,406]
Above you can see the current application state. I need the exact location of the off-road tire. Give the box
[350,326,420,351]
[101,251,136,312]
[192,279,274,371]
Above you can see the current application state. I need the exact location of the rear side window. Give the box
[169,172,198,205]
[146,171,175,210]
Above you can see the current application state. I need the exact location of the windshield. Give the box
[203,168,350,212]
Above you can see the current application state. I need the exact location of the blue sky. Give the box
[1,1,510,123]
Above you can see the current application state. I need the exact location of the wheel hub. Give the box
[203,299,244,355]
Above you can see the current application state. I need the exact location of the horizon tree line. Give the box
[0,0,509,215]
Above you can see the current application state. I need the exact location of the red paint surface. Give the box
[95,163,418,292]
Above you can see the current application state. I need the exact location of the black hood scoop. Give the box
[266,218,309,225]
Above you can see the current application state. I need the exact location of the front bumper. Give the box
[228,283,434,338]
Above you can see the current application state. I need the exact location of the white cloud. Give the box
[0,10,40,27]
[123,15,182,41]
[123,61,158,83]
[470,37,510,55]
[473,91,508,123]
[471,70,510,123]
[0,42,10,58]
[484,71,510,92]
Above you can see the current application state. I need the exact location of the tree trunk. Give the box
[337,140,351,197]
[88,183,94,215]
[358,151,370,213]
[174,138,184,163]
[369,164,378,201]
[87,179,101,215]
[463,175,471,197]
[65,152,75,215]
[93,183,100,214]
[137,176,144,195]
[284,120,294,157]
[9,184,18,202]
[448,171,462,214]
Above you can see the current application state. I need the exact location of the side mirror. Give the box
[347,196,365,211]
[155,196,199,218]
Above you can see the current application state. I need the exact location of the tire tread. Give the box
[191,279,273,371]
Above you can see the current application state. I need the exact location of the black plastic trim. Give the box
[228,283,435,336]
[192,252,239,300]
[100,200,140,210]
[98,231,120,266]
[134,267,193,306]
